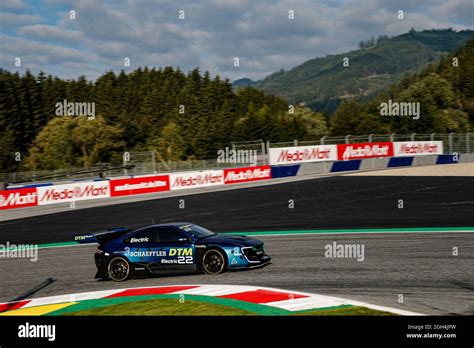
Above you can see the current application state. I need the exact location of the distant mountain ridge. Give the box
[234,29,474,113]
[232,78,255,88]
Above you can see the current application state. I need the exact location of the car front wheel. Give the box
[108,257,130,281]
[202,249,227,275]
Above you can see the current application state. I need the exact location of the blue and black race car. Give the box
[75,223,271,281]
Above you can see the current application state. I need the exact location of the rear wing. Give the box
[74,227,132,244]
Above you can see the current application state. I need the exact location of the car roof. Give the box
[150,222,193,228]
[132,222,193,232]
[120,223,191,239]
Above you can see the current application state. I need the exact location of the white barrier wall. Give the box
[36,181,111,205]
[393,141,443,157]
[269,145,338,165]
[169,170,225,190]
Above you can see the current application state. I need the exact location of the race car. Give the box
[74,222,271,281]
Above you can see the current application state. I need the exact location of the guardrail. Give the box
[1,133,472,187]
[0,166,272,210]
[3,137,473,211]
[267,133,473,154]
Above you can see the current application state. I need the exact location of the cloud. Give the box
[0,0,27,10]
[0,12,43,30]
[0,0,472,81]
[18,24,83,42]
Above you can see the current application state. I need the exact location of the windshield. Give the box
[178,224,216,239]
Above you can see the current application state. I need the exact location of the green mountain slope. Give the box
[330,37,474,135]
[251,29,474,113]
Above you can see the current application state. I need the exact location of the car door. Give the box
[122,228,160,263]
[148,226,196,273]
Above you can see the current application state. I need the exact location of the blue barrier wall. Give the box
[436,154,460,164]
[388,157,413,167]
[271,165,300,178]
[331,160,361,172]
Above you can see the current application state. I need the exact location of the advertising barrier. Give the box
[170,170,224,190]
[224,165,271,184]
[269,145,337,165]
[36,180,111,205]
[393,141,443,157]
[337,142,394,160]
[0,140,458,210]
[0,188,38,210]
[110,175,170,197]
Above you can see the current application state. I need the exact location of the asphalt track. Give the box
[1,176,474,244]
[1,176,473,315]
[0,233,473,315]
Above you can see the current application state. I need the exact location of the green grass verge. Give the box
[48,294,290,316]
[66,298,255,316]
[48,296,395,316]
[294,306,395,316]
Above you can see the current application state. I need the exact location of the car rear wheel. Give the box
[108,257,130,281]
[202,249,226,275]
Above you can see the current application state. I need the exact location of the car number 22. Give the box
[177,256,193,264]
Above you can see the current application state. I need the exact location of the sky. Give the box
[0,0,473,82]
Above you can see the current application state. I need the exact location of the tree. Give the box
[439,109,470,132]
[293,106,328,140]
[0,130,18,172]
[394,73,457,133]
[331,101,367,135]
[26,117,77,170]
[148,122,185,162]
[71,116,124,168]
[26,116,124,170]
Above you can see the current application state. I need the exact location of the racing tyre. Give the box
[108,257,130,282]
[202,248,227,275]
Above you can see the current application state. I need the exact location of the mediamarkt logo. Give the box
[225,168,270,181]
[173,173,223,187]
[39,184,109,202]
[0,191,37,207]
[342,144,390,159]
[398,143,440,154]
[115,180,167,191]
[278,148,332,163]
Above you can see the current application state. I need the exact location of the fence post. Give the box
[320,136,326,145]
[411,133,416,141]
[430,133,436,141]
[266,141,271,165]
[294,139,298,146]
[261,141,266,165]
[368,134,373,143]
[151,151,156,173]
[448,133,454,154]
[345,135,351,144]
[123,153,128,176]
[390,133,395,142]
[466,133,471,154]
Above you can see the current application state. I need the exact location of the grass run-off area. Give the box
[48,295,395,316]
